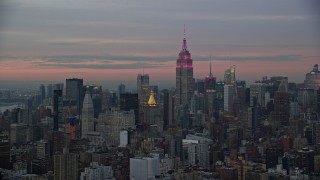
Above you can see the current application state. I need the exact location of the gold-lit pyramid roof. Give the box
[147,90,157,106]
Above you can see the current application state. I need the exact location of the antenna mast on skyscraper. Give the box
[210,56,212,75]
[182,24,187,50]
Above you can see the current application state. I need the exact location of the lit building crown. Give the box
[178,26,191,61]
[147,90,157,106]
[177,26,193,69]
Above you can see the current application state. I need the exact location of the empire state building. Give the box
[175,29,194,113]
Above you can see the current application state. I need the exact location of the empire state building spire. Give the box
[175,26,194,126]
[209,59,213,78]
[177,26,191,62]
[182,25,187,50]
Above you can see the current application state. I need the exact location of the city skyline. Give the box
[1,1,320,177]
[0,0,319,88]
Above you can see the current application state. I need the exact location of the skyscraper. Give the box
[250,83,267,107]
[53,90,63,131]
[195,79,205,94]
[137,74,149,105]
[53,83,64,91]
[224,65,237,115]
[36,140,50,159]
[120,93,139,124]
[66,78,83,116]
[204,62,216,119]
[248,105,258,130]
[39,84,45,104]
[104,108,135,146]
[224,65,236,85]
[317,88,320,114]
[81,90,94,138]
[297,148,315,173]
[214,81,224,112]
[47,130,66,157]
[161,89,174,130]
[224,84,234,113]
[305,64,320,90]
[273,80,290,126]
[83,85,102,118]
[47,84,53,99]
[175,28,194,121]
[118,83,126,95]
[143,90,162,133]
[0,139,10,169]
[54,148,78,180]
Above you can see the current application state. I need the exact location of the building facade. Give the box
[224,84,235,113]
[80,162,113,180]
[250,83,267,107]
[120,93,139,125]
[130,156,160,180]
[143,90,163,133]
[205,62,216,119]
[305,64,320,90]
[175,30,194,122]
[104,108,136,146]
[54,148,78,180]
[53,90,63,131]
[39,84,45,104]
[82,90,95,138]
[83,85,102,118]
[66,78,84,116]
[137,74,149,106]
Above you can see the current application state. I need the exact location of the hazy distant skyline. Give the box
[0,0,319,88]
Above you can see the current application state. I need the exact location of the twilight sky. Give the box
[0,0,319,88]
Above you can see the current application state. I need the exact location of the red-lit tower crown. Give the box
[175,26,194,112]
[177,27,192,68]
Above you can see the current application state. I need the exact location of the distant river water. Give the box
[0,104,20,113]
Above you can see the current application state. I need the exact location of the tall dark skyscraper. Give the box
[40,84,45,104]
[271,79,290,126]
[137,74,149,105]
[161,89,174,130]
[120,93,139,124]
[46,84,53,99]
[175,28,194,121]
[0,138,10,169]
[66,78,84,116]
[205,62,216,118]
[214,81,224,113]
[53,90,63,131]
